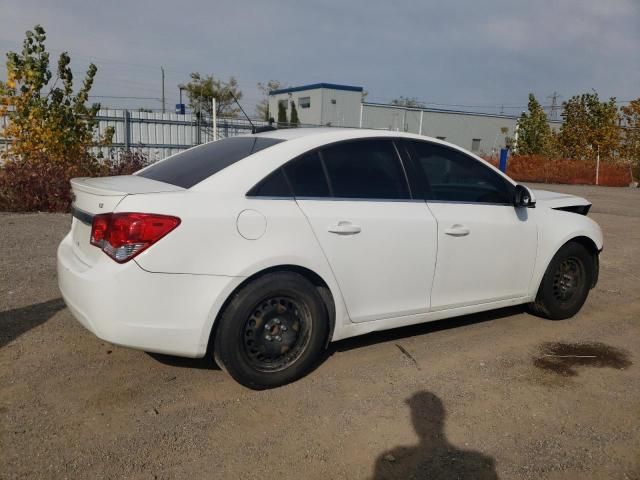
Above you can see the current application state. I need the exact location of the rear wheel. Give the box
[529,242,594,320]
[213,272,328,389]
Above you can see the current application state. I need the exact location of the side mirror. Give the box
[513,184,536,208]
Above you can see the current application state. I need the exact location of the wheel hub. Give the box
[243,296,309,372]
[263,317,289,342]
[559,273,574,291]
[552,257,583,303]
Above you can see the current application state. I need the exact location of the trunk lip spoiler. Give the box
[71,204,94,226]
[70,176,185,196]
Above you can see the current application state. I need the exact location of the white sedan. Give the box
[58,128,602,389]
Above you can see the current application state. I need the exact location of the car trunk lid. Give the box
[70,176,184,265]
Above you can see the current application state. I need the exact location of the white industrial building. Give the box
[268,83,364,129]
[269,82,561,156]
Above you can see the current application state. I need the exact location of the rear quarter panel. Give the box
[115,190,351,337]
[119,192,329,277]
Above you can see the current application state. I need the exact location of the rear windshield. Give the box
[137,136,284,188]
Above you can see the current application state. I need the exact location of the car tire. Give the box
[528,241,595,320]
[213,272,329,389]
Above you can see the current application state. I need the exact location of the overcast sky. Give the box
[0,0,638,116]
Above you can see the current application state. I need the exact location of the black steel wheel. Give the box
[213,272,328,389]
[242,296,312,372]
[551,257,585,306]
[529,241,595,320]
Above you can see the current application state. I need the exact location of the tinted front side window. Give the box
[321,140,410,199]
[138,137,284,188]
[284,152,330,197]
[410,141,513,204]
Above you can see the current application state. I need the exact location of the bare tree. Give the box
[181,73,243,117]
[256,80,284,121]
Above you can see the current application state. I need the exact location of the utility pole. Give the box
[547,92,561,120]
[212,98,217,141]
[512,118,521,154]
[595,145,600,186]
[161,67,166,114]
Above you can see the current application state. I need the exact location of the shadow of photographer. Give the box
[372,391,498,480]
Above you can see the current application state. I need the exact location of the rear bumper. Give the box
[57,233,242,358]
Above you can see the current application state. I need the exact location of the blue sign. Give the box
[175,103,185,115]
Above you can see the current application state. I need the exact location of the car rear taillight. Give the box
[90,213,180,263]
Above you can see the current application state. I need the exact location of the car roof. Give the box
[254,127,396,141]
[252,126,458,146]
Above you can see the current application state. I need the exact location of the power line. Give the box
[89,95,161,100]
[161,66,166,114]
[546,92,562,120]
[367,97,636,112]
[1,39,188,75]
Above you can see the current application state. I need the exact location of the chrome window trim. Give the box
[426,199,514,207]
[245,196,514,206]
[245,195,296,201]
[291,196,425,203]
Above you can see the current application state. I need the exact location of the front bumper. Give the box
[57,233,241,358]
[592,248,601,288]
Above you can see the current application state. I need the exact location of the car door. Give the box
[287,139,438,323]
[405,140,537,310]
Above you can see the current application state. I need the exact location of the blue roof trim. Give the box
[269,83,363,95]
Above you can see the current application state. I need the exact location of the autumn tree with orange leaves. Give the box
[620,99,640,179]
[0,25,126,211]
[557,92,620,162]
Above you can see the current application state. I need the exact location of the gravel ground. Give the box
[1,183,639,479]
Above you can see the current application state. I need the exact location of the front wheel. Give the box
[213,272,328,389]
[528,242,595,320]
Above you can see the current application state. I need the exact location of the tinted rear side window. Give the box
[247,168,292,197]
[321,140,410,199]
[138,137,284,188]
[283,152,330,197]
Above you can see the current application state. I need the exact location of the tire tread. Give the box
[213,271,328,389]
[528,241,594,320]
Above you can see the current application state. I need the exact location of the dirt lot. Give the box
[1,183,639,479]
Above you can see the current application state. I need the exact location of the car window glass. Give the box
[247,168,292,197]
[138,137,284,189]
[321,140,410,199]
[284,151,330,197]
[410,141,513,204]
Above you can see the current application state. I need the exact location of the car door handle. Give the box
[444,225,470,236]
[328,221,361,235]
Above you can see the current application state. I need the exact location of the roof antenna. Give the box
[229,91,255,132]
[229,91,276,134]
